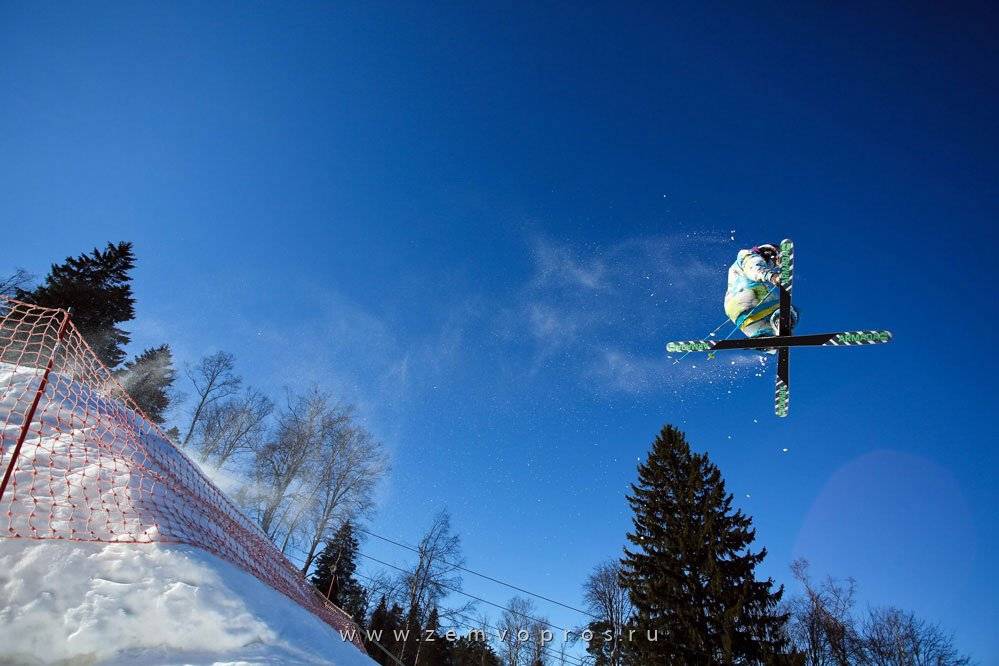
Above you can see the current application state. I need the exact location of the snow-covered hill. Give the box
[0,538,375,665]
[0,314,376,666]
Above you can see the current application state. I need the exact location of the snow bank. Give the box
[0,538,376,665]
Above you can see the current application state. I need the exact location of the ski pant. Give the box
[736,305,799,337]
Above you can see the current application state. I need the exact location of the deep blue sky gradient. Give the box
[3,2,998,660]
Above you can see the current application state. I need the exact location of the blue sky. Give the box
[3,1,998,660]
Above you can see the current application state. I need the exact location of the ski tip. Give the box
[778,239,794,290]
[666,340,713,353]
[775,379,790,417]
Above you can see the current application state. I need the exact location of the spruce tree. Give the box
[620,425,789,665]
[418,606,452,666]
[18,241,136,368]
[451,636,501,666]
[400,600,423,664]
[387,603,406,663]
[584,619,614,666]
[310,521,369,623]
[119,344,176,424]
[365,594,402,666]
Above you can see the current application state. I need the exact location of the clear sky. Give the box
[3,1,997,661]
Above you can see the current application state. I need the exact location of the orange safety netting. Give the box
[0,297,365,651]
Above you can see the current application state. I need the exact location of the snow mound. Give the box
[0,538,376,665]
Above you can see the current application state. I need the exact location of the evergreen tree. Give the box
[620,425,789,665]
[119,344,175,424]
[418,606,452,666]
[451,635,501,666]
[584,619,615,666]
[399,599,423,664]
[367,596,403,665]
[310,521,369,623]
[387,603,406,664]
[17,241,136,368]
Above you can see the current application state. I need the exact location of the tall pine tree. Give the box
[417,606,452,666]
[451,636,501,666]
[584,619,615,666]
[367,595,404,665]
[17,241,136,368]
[310,521,369,624]
[620,425,789,665]
[119,344,176,424]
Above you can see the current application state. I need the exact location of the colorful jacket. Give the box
[725,249,779,327]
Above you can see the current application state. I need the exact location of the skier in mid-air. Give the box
[725,243,797,339]
[668,238,892,416]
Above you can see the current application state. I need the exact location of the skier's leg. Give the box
[741,317,775,338]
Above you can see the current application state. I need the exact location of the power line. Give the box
[441,603,589,666]
[355,525,600,621]
[358,551,574,635]
[365,636,406,666]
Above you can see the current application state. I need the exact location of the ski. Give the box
[666,330,892,353]
[775,239,793,417]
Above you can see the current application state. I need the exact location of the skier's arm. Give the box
[739,252,778,284]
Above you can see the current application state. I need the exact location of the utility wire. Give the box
[365,637,406,666]
[358,552,573,635]
[355,526,600,621]
[440,603,589,666]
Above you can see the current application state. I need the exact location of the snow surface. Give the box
[0,538,376,666]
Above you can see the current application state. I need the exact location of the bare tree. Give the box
[181,351,241,448]
[526,613,552,666]
[396,509,469,665]
[582,560,633,666]
[787,559,864,666]
[553,633,580,666]
[498,596,548,666]
[299,418,388,574]
[252,387,343,538]
[860,606,971,666]
[196,387,273,467]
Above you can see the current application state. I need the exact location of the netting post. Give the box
[0,308,72,504]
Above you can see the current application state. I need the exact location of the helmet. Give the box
[754,244,779,263]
